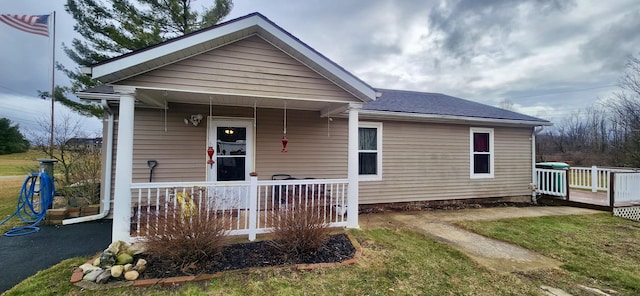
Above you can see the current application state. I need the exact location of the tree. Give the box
[0,118,30,155]
[30,114,102,205]
[55,0,233,117]
[608,55,640,167]
[536,54,640,167]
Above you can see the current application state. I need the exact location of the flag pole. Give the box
[49,11,56,158]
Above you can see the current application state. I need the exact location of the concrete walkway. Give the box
[361,206,604,273]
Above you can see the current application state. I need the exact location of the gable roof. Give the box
[362,89,551,126]
[86,12,375,102]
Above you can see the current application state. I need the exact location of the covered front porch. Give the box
[97,87,365,242]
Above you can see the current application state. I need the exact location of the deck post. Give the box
[609,172,615,208]
[347,106,360,228]
[591,165,598,192]
[248,173,258,241]
[112,87,136,242]
[565,169,570,200]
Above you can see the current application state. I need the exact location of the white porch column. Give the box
[347,105,360,228]
[112,87,136,242]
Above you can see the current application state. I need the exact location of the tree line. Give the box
[537,55,640,168]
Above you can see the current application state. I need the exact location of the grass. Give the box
[0,149,48,176]
[456,213,640,295]
[0,150,49,233]
[3,228,542,296]
[0,178,27,233]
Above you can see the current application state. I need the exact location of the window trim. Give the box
[470,127,494,179]
[359,122,383,181]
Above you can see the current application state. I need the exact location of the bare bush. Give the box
[144,205,229,275]
[270,202,331,261]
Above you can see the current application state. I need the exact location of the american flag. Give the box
[0,14,49,37]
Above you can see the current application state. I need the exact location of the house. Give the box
[76,13,551,242]
[64,137,103,151]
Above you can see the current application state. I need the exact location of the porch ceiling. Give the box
[139,88,350,115]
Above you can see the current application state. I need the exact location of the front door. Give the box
[207,119,253,182]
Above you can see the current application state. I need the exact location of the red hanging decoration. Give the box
[281,135,288,152]
[207,146,215,168]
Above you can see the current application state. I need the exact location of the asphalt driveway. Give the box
[0,220,111,293]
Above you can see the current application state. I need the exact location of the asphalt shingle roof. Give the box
[365,89,549,123]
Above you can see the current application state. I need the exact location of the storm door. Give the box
[207,119,253,182]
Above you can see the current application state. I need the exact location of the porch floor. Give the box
[566,190,640,207]
[568,190,609,207]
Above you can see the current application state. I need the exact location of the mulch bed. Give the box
[139,233,356,279]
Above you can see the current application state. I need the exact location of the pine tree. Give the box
[57,0,234,117]
[0,118,30,155]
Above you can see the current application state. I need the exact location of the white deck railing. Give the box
[536,168,567,197]
[612,173,640,204]
[129,177,349,241]
[569,166,611,192]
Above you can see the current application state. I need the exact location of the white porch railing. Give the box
[612,173,640,204]
[536,168,567,197]
[569,166,611,192]
[129,177,349,241]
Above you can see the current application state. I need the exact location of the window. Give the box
[470,128,494,178]
[359,122,382,181]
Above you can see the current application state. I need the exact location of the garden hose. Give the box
[0,172,55,237]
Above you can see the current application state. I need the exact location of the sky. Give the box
[1,0,639,138]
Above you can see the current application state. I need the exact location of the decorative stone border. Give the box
[70,233,361,290]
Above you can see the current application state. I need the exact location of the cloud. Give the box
[1,0,639,130]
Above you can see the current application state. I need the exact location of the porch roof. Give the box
[81,12,375,103]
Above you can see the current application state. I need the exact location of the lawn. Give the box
[0,150,49,233]
[0,177,25,233]
[457,213,640,295]
[0,149,48,176]
[4,228,541,296]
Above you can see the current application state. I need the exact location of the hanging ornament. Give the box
[207,146,215,168]
[281,135,288,152]
[282,102,288,152]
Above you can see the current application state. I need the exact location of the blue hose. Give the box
[0,172,55,237]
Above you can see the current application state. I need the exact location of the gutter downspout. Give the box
[531,126,544,204]
[63,100,113,224]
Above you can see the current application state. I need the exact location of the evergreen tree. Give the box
[57,0,234,117]
[0,118,30,155]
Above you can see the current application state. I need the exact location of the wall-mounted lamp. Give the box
[184,114,203,126]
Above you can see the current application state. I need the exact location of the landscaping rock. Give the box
[106,240,125,255]
[126,242,146,255]
[80,263,101,274]
[124,263,133,272]
[99,250,116,267]
[96,269,112,284]
[111,265,124,278]
[83,269,103,282]
[116,253,133,265]
[124,270,139,281]
[134,258,147,273]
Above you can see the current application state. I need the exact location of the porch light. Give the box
[224,128,234,135]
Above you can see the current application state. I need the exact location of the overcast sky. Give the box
[1,0,639,137]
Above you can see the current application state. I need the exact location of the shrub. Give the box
[143,204,228,275]
[270,202,331,261]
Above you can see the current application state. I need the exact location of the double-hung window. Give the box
[359,122,382,181]
[470,127,494,178]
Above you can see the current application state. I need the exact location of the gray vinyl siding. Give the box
[120,35,358,102]
[359,121,533,204]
